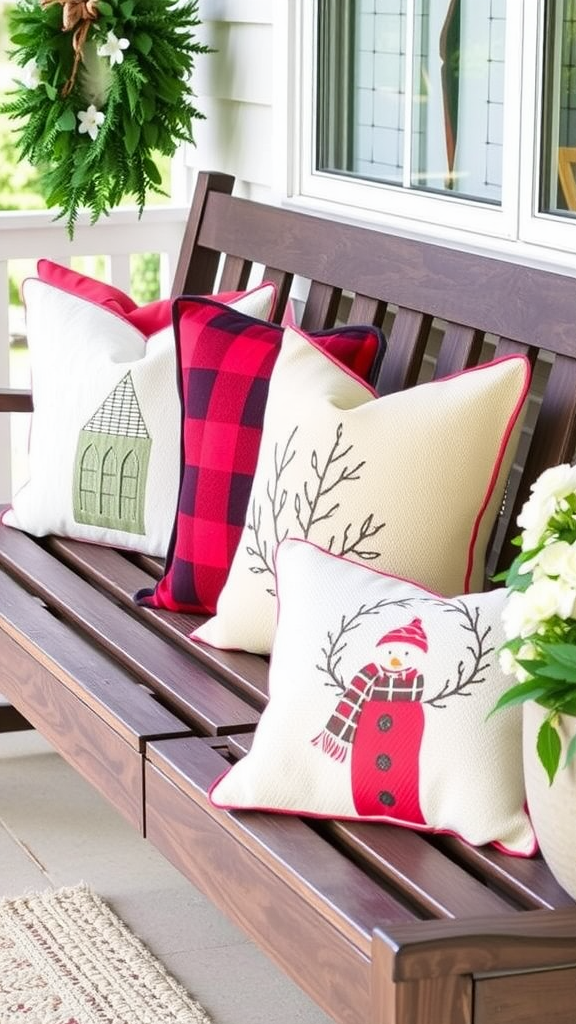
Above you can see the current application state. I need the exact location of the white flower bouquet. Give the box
[494,463,576,783]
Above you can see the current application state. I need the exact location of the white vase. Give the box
[522,701,576,900]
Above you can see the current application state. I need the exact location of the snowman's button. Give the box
[378,790,396,807]
[376,753,392,771]
[377,714,393,731]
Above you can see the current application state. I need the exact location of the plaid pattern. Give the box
[136,297,384,614]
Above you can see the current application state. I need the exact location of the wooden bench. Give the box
[1,170,576,1024]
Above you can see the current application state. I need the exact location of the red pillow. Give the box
[135,296,385,615]
[36,260,274,339]
[37,259,139,313]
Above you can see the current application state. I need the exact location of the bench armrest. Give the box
[0,388,33,413]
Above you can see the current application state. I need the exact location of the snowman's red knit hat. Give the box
[377,617,428,652]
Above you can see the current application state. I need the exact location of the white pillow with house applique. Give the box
[3,278,276,556]
[194,327,530,654]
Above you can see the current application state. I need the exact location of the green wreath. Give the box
[1,0,209,236]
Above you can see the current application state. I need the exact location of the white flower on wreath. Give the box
[77,104,105,141]
[97,30,130,67]
[19,58,42,90]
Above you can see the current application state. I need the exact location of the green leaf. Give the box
[143,157,162,185]
[120,0,135,16]
[11,32,36,45]
[96,1,114,14]
[140,93,156,120]
[565,731,576,768]
[57,108,77,131]
[537,718,562,785]
[44,83,57,101]
[142,121,158,147]
[123,118,140,156]
[125,77,139,116]
[134,32,153,56]
[489,679,549,715]
[540,643,576,670]
[531,662,576,683]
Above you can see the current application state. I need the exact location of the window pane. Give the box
[541,0,576,216]
[316,0,505,204]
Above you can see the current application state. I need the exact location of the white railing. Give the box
[0,203,190,502]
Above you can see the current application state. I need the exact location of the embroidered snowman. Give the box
[312,617,429,822]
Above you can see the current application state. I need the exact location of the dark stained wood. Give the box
[145,757,373,1024]
[261,267,294,323]
[44,537,270,705]
[474,967,576,1024]
[376,309,433,394]
[0,630,147,830]
[197,190,576,355]
[0,571,193,748]
[348,293,388,328]
[433,324,484,379]
[300,280,342,331]
[0,528,259,735]
[374,911,576,980]
[0,697,31,732]
[170,170,234,298]
[217,253,252,293]
[3,170,576,1024]
[496,353,576,575]
[0,388,32,413]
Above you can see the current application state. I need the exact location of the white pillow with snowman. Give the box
[208,538,536,856]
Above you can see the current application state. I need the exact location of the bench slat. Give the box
[326,820,514,919]
[376,308,433,395]
[348,293,388,327]
[218,253,252,293]
[147,736,419,946]
[300,281,343,331]
[0,529,259,735]
[0,570,189,747]
[222,731,542,920]
[45,537,271,705]
[0,388,33,413]
[432,324,484,379]
[497,352,576,574]
[436,835,576,911]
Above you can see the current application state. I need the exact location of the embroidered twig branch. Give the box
[317,598,416,692]
[423,600,494,707]
[295,423,364,538]
[246,427,297,593]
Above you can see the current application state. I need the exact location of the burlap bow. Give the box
[41,0,100,97]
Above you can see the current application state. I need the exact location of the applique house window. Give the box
[73,372,151,535]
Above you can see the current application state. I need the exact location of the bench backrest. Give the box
[172,171,576,582]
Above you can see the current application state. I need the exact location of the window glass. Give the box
[541,0,576,215]
[316,0,506,204]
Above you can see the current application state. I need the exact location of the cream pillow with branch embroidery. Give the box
[194,326,530,655]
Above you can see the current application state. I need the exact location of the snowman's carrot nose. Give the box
[390,656,402,668]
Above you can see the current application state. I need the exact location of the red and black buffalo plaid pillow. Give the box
[134,296,385,614]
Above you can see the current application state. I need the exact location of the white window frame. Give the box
[277,0,576,273]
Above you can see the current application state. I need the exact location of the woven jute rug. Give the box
[0,884,214,1024]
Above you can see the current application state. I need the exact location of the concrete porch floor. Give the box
[0,727,333,1024]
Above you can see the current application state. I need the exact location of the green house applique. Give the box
[73,372,151,534]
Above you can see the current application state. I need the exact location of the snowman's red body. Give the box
[348,663,425,821]
[313,617,428,823]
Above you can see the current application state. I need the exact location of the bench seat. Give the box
[2,170,576,1024]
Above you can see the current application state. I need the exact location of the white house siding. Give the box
[191,2,275,202]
